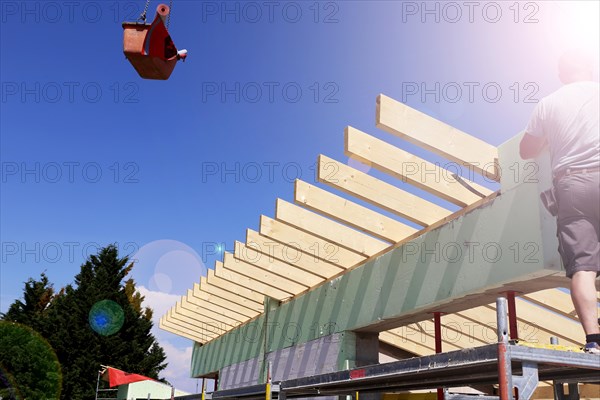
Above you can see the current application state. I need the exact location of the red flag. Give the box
[102,366,155,387]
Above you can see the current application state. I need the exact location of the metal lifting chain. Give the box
[166,0,173,29]
[138,0,151,22]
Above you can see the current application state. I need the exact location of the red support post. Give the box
[506,291,518,340]
[434,312,443,400]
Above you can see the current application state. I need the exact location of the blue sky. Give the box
[1,0,598,393]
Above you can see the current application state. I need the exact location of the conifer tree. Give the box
[1,245,167,399]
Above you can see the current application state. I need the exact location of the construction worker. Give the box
[519,49,600,353]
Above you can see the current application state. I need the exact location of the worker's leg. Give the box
[555,172,600,340]
[571,270,600,335]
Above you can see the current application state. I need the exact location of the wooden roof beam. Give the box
[234,241,324,287]
[345,126,493,207]
[294,179,417,243]
[276,198,390,256]
[317,155,452,227]
[376,94,499,181]
[259,215,366,268]
[217,259,293,301]
[246,229,343,279]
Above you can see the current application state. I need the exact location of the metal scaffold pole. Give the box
[496,297,514,400]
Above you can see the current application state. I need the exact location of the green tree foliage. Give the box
[1,245,167,400]
[3,273,55,332]
[0,322,61,400]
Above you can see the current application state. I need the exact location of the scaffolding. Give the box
[173,298,599,400]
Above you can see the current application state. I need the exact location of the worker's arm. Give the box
[519,132,547,159]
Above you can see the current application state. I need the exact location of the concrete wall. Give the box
[219,333,344,389]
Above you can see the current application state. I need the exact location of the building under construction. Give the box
[159,95,600,400]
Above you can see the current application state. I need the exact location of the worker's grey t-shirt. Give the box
[525,81,600,174]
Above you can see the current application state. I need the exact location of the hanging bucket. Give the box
[122,4,185,80]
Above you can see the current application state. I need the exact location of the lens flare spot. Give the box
[89,300,125,336]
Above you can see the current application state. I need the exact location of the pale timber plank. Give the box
[295,180,418,242]
[234,241,324,287]
[200,276,263,312]
[276,198,390,256]
[345,126,493,207]
[484,300,582,345]
[376,94,499,180]
[166,310,225,337]
[387,319,488,351]
[223,252,307,294]
[193,282,260,319]
[522,288,578,320]
[379,331,433,355]
[179,297,240,327]
[246,229,343,279]
[164,318,223,343]
[385,324,465,352]
[159,322,205,343]
[216,259,292,301]
[318,155,452,226]
[186,290,250,323]
[259,215,366,268]
[455,307,579,348]
[533,384,600,399]
[170,306,232,335]
[207,269,265,305]
[160,317,211,343]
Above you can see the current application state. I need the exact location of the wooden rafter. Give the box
[168,309,230,338]
[223,251,308,294]
[199,276,263,311]
[178,298,240,327]
[522,288,577,320]
[317,155,452,226]
[455,307,579,348]
[206,269,265,305]
[259,215,366,268]
[185,291,249,324]
[161,93,591,374]
[276,199,390,256]
[295,179,417,242]
[234,241,324,287]
[217,259,294,300]
[376,94,499,181]
[193,282,260,319]
[345,126,493,207]
[246,229,344,279]
[165,310,223,338]
[160,317,212,343]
